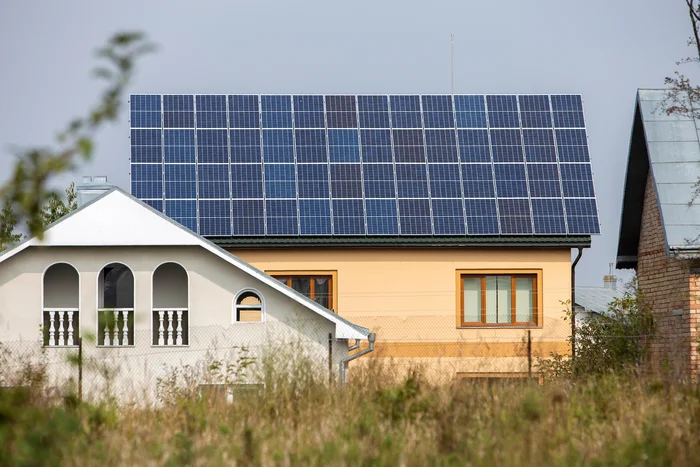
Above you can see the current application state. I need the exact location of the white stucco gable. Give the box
[0,189,369,340]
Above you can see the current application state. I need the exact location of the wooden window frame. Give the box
[456,269,542,328]
[267,270,338,312]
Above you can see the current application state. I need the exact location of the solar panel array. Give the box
[129,94,599,237]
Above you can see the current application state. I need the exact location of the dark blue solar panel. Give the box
[393,129,425,163]
[232,200,264,235]
[490,129,524,162]
[166,199,197,232]
[297,164,329,198]
[396,164,428,198]
[295,129,328,163]
[198,165,230,199]
[363,164,396,198]
[461,164,495,198]
[231,164,263,198]
[131,129,162,163]
[299,199,332,235]
[264,164,296,198]
[531,198,567,234]
[555,129,590,162]
[527,163,562,198]
[330,164,362,198]
[360,129,393,162]
[132,94,598,237]
[498,199,532,234]
[199,199,231,236]
[425,130,458,163]
[464,199,499,234]
[398,199,432,235]
[432,199,465,235]
[328,129,360,163]
[366,199,399,235]
[266,199,298,235]
[131,164,162,199]
[494,164,528,198]
[332,199,365,235]
[143,199,163,212]
[262,129,294,163]
[458,129,491,163]
[428,164,462,198]
[560,164,595,197]
[565,198,600,234]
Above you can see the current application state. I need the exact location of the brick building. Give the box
[617,89,700,379]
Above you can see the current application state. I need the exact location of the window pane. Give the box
[485,276,511,324]
[463,278,481,322]
[239,308,262,322]
[515,278,534,322]
[291,278,311,297]
[315,278,330,308]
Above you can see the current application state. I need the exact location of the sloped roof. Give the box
[0,188,369,340]
[575,286,623,315]
[617,89,700,268]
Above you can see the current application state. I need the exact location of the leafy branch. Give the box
[0,32,154,239]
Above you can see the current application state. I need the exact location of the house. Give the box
[129,93,601,381]
[616,88,700,379]
[0,185,373,401]
[574,279,624,325]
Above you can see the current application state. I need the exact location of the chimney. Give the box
[76,176,113,207]
[603,262,617,290]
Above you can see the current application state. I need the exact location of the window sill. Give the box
[43,345,80,349]
[151,344,190,348]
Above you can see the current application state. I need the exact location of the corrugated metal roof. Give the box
[638,89,700,250]
[575,286,624,315]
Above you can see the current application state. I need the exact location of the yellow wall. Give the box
[230,247,573,376]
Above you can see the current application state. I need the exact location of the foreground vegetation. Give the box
[2,359,700,467]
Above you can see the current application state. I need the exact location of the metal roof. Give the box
[575,286,624,315]
[617,89,700,268]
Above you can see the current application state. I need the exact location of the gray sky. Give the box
[0,0,695,287]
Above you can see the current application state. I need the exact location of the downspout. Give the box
[339,333,376,385]
[571,247,584,363]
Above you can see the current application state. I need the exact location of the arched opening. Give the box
[234,290,264,323]
[152,262,189,346]
[97,263,134,346]
[43,263,79,346]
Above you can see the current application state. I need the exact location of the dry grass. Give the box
[2,356,700,466]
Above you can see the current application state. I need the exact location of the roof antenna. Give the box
[451,33,455,96]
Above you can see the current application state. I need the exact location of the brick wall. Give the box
[637,173,697,379]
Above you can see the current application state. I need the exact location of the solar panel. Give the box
[130,94,600,236]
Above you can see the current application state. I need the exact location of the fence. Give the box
[0,317,648,404]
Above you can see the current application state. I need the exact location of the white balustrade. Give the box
[153,308,187,346]
[98,308,134,346]
[43,309,79,346]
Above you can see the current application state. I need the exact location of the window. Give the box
[270,272,335,310]
[458,271,540,327]
[234,290,264,323]
[152,262,189,346]
[43,263,80,347]
[97,263,135,346]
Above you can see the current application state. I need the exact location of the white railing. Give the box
[98,308,134,346]
[43,308,79,346]
[153,308,188,346]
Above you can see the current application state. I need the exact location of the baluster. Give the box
[158,310,165,346]
[103,311,111,346]
[113,310,119,345]
[122,310,129,346]
[67,311,74,345]
[48,311,56,346]
[176,310,183,346]
[57,311,65,346]
[167,310,174,345]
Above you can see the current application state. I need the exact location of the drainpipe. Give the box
[339,333,376,385]
[571,247,584,363]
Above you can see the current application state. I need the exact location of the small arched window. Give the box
[97,263,135,346]
[234,290,264,323]
[152,262,189,346]
[43,263,80,347]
